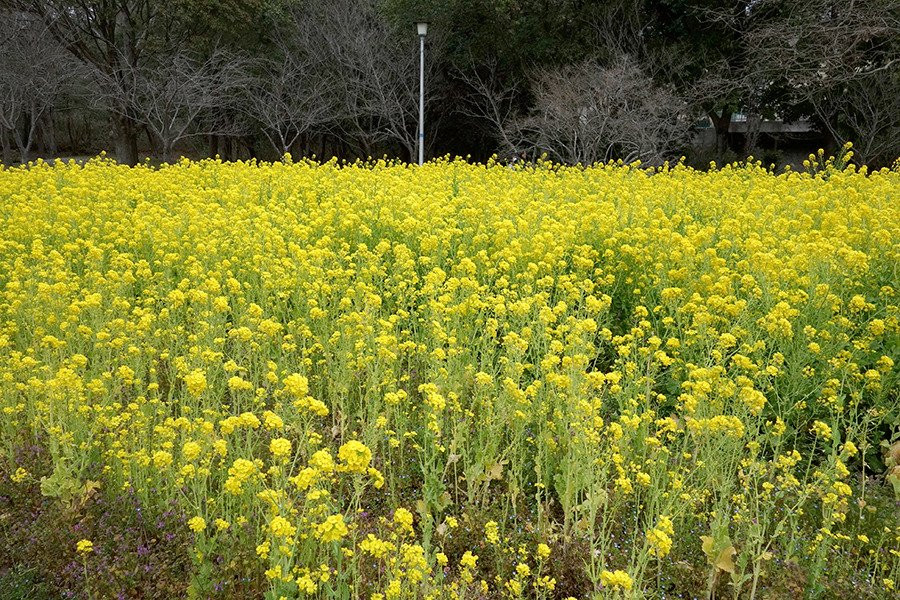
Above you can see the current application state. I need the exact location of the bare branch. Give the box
[510,57,693,165]
[0,10,79,162]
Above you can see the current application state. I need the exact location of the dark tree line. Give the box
[1,0,898,167]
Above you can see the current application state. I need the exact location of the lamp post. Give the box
[416,21,428,166]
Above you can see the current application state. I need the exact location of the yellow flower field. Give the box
[0,156,898,599]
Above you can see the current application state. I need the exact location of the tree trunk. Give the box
[16,113,30,163]
[744,112,761,155]
[709,110,733,160]
[14,111,38,164]
[113,114,139,166]
[66,114,77,151]
[242,136,257,159]
[145,126,160,160]
[44,110,58,156]
[1,130,12,165]
[163,142,175,164]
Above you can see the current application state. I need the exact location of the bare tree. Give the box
[459,3,732,164]
[810,71,900,166]
[507,57,692,165]
[455,56,524,158]
[746,0,900,164]
[586,0,653,62]
[0,11,76,163]
[97,50,248,163]
[5,1,193,165]
[300,0,445,160]
[242,33,334,158]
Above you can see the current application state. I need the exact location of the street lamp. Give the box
[416,22,428,166]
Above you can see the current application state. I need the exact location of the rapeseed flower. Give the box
[316,514,348,542]
[338,440,372,473]
[188,516,206,533]
[600,569,633,591]
[269,437,291,458]
[184,369,207,397]
[269,516,296,538]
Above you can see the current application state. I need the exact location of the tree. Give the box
[1,0,895,165]
[0,11,76,163]
[4,1,174,164]
[242,32,334,158]
[455,55,523,158]
[507,57,691,165]
[3,0,284,164]
[302,0,446,160]
[747,0,900,165]
[102,49,248,162]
